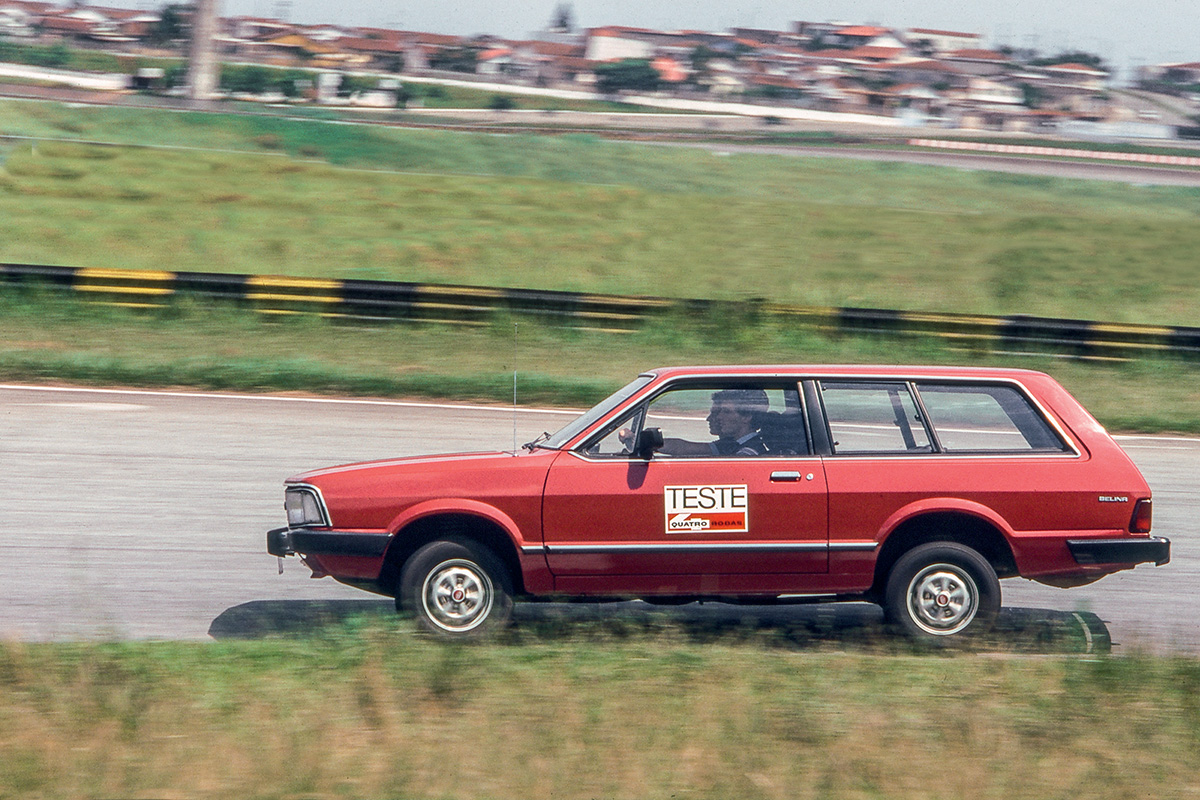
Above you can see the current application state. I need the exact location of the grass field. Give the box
[3,99,1200,325]
[2,620,1200,799]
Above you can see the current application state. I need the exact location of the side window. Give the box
[579,384,807,458]
[820,381,931,455]
[647,385,807,457]
[915,383,1070,453]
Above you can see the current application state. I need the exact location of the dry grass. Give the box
[2,627,1199,799]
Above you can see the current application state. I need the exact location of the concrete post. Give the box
[187,0,220,103]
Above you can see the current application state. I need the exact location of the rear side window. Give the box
[820,381,931,454]
[914,383,1070,453]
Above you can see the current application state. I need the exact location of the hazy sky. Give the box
[215,0,1198,78]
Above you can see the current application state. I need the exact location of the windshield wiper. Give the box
[522,431,553,451]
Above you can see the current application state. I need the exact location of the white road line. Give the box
[0,384,581,416]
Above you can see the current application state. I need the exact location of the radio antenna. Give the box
[512,321,518,452]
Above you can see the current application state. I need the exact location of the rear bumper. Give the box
[267,527,392,558]
[1067,536,1171,567]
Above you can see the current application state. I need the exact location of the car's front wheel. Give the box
[883,542,1000,640]
[398,538,513,638]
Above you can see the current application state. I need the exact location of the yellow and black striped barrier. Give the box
[3,262,1198,359]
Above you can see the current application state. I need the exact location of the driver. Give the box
[659,388,769,456]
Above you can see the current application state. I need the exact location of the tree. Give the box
[148,3,189,44]
[1031,50,1107,70]
[429,46,479,73]
[220,64,271,94]
[1019,82,1046,108]
[550,2,574,32]
[338,74,378,97]
[594,58,660,94]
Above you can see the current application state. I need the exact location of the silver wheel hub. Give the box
[422,558,493,633]
[907,563,979,635]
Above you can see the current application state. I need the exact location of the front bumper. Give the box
[1067,536,1171,567]
[267,527,393,558]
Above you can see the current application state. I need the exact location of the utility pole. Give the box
[187,0,220,103]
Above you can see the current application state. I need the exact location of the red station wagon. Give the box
[267,365,1170,639]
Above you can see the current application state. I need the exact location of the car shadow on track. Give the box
[209,600,1112,654]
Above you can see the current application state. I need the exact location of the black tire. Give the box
[398,538,513,638]
[883,542,1000,640]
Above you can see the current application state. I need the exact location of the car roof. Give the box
[642,365,1052,381]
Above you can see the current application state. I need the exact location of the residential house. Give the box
[39,5,159,44]
[476,45,513,75]
[905,28,982,56]
[506,39,588,85]
[338,33,407,72]
[826,25,906,51]
[585,26,654,61]
[0,0,55,38]
[1029,62,1111,115]
[942,49,1010,77]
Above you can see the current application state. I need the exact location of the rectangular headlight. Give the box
[285,486,328,527]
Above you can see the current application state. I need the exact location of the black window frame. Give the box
[807,377,1077,458]
[574,377,813,459]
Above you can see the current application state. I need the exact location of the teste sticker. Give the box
[665,485,748,533]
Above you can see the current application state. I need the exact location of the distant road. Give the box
[2,383,1196,651]
[4,81,1200,187]
[672,142,1200,187]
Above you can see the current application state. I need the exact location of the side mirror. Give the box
[635,427,664,459]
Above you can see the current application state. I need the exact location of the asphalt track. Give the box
[2,383,1196,651]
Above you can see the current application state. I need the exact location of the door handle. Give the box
[770,471,802,482]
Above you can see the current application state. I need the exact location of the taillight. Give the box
[1130,498,1152,533]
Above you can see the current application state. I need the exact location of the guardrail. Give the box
[4,262,1199,360]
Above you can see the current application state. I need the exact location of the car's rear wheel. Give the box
[884,542,1000,640]
[398,538,513,638]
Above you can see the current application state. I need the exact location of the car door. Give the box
[541,382,829,595]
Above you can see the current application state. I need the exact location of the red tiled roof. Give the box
[39,16,95,32]
[520,40,582,57]
[0,1,57,14]
[555,56,597,70]
[842,45,906,60]
[414,31,463,46]
[1044,62,1108,75]
[338,36,406,53]
[835,25,890,37]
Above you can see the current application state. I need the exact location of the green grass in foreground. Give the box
[2,98,1200,325]
[2,619,1199,799]
[3,292,1200,433]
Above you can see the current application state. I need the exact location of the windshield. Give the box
[541,375,654,449]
